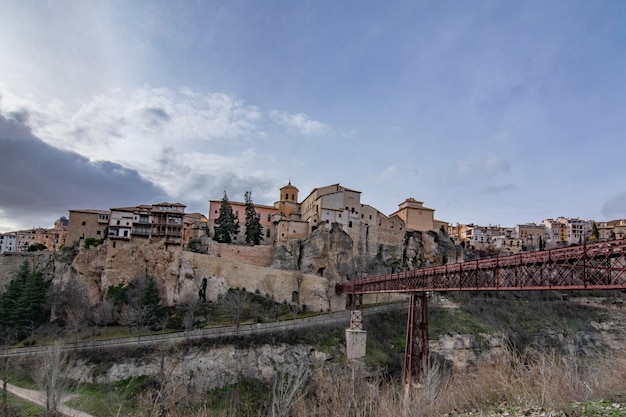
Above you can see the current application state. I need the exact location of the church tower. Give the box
[275,181,300,219]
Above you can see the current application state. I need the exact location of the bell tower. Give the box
[275,180,300,219]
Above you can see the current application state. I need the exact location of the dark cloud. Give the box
[0,112,167,230]
[602,192,626,219]
[140,107,170,129]
[182,173,275,215]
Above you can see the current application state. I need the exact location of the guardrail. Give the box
[1,303,405,358]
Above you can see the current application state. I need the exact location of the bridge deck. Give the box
[337,240,626,295]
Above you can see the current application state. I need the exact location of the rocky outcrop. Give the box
[64,342,331,394]
[271,225,463,283]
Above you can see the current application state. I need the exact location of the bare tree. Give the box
[314,278,335,312]
[64,306,86,345]
[35,342,69,417]
[219,290,251,330]
[271,363,310,417]
[292,271,304,308]
[90,300,115,335]
[262,276,281,321]
[1,334,13,417]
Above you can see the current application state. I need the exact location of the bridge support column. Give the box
[403,293,428,385]
[346,310,366,360]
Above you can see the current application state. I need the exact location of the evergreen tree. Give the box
[213,191,239,243]
[244,191,263,245]
[140,277,165,326]
[0,261,50,339]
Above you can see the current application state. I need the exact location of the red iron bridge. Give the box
[335,239,626,382]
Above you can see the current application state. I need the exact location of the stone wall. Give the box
[208,241,275,267]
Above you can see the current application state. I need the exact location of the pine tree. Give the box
[244,191,263,245]
[213,191,240,243]
[0,261,50,339]
[140,277,165,326]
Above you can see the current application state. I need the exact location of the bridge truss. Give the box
[335,240,626,382]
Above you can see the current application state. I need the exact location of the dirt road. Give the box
[1,379,94,417]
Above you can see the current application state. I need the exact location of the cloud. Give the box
[602,192,626,219]
[26,87,264,164]
[269,110,329,135]
[375,164,419,183]
[0,111,167,231]
[455,155,511,178]
[145,146,277,212]
[480,184,518,194]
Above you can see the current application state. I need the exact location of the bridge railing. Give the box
[337,240,626,295]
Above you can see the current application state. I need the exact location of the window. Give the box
[338,213,341,218]
[390,222,394,229]
[291,194,295,200]
[268,214,271,221]
[266,229,271,237]
[96,230,101,235]
[81,221,86,226]
[349,221,353,228]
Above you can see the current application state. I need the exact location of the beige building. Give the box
[150,202,186,246]
[514,223,546,249]
[183,212,209,246]
[597,219,626,240]
[66,209,110,247]
[390,198,435,232]
[208,182,446,249]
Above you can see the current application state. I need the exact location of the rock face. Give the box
[271,225,462,282]
[64,342,331,394]
[0,238,348,312]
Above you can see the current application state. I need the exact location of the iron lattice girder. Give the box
[336,240,626,295]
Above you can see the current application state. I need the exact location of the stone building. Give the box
[107,202,186,246]
[208,182,446,254]
[66,209,110,247]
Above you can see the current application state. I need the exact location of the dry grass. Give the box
[21,342,626,417]
[287,346,626,417]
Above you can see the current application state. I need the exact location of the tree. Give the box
[0,261,50,340]
[27,243,47,252]
[590,221,600,241]
[213,191,240,243]
[244,191,263,245]
[35,342,69,417]
[140,277,166,328]
[219,289,251,330]
[292,271,304,309]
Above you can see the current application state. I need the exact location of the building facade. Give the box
[66,210,110,247]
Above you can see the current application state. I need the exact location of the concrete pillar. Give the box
[346,310,366,359]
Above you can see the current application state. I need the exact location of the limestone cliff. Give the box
[0,226,464,312]
[271,224,463,281]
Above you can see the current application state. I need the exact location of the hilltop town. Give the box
[1,181,625,257]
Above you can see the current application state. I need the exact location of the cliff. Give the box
[0,226,466,315]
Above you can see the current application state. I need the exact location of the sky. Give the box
[1,0,626,232]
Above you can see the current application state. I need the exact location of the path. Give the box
[1,379,94,417]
